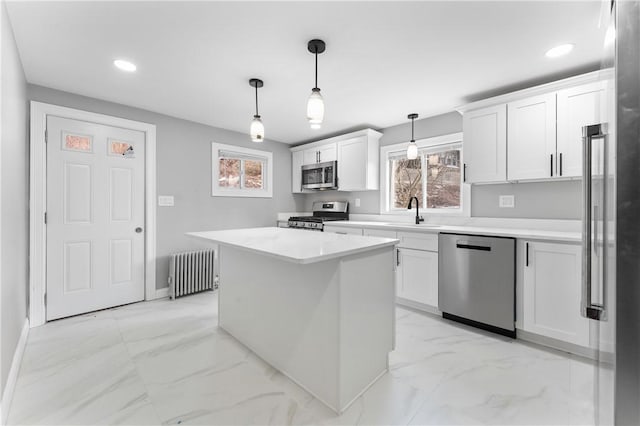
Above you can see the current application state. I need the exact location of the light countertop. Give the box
[186,227,399,264]
[320,220,581,243]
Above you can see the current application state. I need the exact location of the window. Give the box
[211,142,273,198]
[381,133,467,215]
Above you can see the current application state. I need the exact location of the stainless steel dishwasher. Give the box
[439,233,516,338]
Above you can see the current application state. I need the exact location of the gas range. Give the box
[288,201,349,231]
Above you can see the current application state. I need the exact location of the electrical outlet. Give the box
[499,195,515,208]
[158,195,175,206]
[355,198,361,207]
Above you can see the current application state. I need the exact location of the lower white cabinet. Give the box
[521,240,589,346]
[396,248,439,309]
[323,225,363,236]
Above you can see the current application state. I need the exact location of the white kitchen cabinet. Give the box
[323,225,363,236]
[363,228,397,239]
[462,104,507,183]
[302,143,337,165]
[318,144,337,163]
[291,150,304,193]
[337,133,380,191]
[291,129,381,193]
[556,81,609,178]
[507,93,557,181]
[396,248,438,309]
[521,241,589,346]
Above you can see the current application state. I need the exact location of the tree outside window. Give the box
[389,145,461,211]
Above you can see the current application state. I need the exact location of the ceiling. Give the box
[6,1,608,144]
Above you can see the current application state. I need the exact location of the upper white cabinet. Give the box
[521,240,589,347]
[507,93,557,181]
[302,143,337,165]
[291,129,381,193]
[556,81,609,178]
[337,133,380,191]
[291,150,304,193]
[462,104,507,183]
[458,70,613,184]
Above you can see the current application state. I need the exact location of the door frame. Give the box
[29,101,158,327]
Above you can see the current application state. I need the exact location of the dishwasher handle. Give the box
[456,243,491,252]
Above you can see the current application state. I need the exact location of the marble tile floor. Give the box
[7,291,596,425]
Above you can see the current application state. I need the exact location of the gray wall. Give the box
[1,0,29,394]
[28,85,299,290]
[303,111,582,220]
[471,181,581,219]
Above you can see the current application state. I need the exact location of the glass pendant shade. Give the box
[307,88,324,128]
[250,115,264,142]
[407,141,418,160]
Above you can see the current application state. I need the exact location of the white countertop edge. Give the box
[186,229,399,265]
[321,221,581,243]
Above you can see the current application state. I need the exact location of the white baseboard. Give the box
[1,318,29,425]
[155,287,169,299]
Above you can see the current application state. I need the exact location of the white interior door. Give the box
[46,116,145,320]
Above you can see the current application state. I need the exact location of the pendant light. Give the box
[306,39,326,129]
[249,78,264,142]
[407,113,419,159]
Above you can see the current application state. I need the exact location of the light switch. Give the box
[499,195,515,208]
[158,195,175,207]
[355,198,361,207]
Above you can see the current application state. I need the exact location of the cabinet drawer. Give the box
[397,232,438,251]
[323,226,362,236]
[363,228,397,239]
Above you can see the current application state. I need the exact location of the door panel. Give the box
[110,168,133,221]
[462,104,507,183]
[303,148,317,165]
[46,116,145,320]
[557,81,609,178]
[507,93,557,180]
[397,248,438,307]
[64,163,92,223]
[63,241,92,292]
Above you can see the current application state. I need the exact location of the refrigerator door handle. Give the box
[581,123,607,321]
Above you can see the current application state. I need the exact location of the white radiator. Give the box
[169,249,216,299]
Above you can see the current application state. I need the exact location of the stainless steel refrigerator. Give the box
[586,1,640,424]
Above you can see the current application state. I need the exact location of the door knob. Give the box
[135,227,143,233]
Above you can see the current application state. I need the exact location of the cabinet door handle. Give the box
[525,242,529,267]
[463,163,467,182]
[559,153,563,176]
[396,248,400,266]
[550,154,554,177]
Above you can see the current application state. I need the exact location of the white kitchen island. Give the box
[187,227,398,413]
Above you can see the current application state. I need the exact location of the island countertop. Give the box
[187,227,399,264]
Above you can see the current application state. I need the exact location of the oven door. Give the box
[301,160,337,190]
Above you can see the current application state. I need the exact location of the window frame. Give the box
[211,142,273,198]
[379,132,469,216]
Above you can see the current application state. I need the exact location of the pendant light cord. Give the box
[411,116,415,142]
[314,47,318,89]
[255,84,259,116]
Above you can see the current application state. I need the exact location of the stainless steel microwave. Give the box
[301,160,338,190]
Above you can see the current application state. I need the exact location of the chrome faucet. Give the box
[407,197,424,225]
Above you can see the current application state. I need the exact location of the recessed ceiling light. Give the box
[113,59,137,72]
[545,44,574,58]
